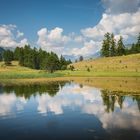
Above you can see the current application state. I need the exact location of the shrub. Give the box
[69,65,74,71]
[87,67,90,72]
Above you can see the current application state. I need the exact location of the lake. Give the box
[0,79,140,140]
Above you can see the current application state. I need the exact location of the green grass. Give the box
[0,68,139,79]
[0,53,140,80]
[69,53,140,72]
[61,70,140,77]
[0,71,63,79]
[0,61,64,79]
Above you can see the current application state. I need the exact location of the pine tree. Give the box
[59,55,66,70]
[14,47,20,60]
[136,33,140,53]
[38,48,48,70]
[116,36,125,56]
[31,48,40,69]
[79,56,84,61]
[0,53,2,61]
[110,33,116,56]
[23,45,32,67]
[137,33,140,45]
[101,32,110,57]
[3,50,14,65]
[19,48,24,66]
[46,52,60,73]
[130,43,136,54]
[9,45,73,71]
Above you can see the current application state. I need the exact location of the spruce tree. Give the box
[38,48,49,70]
[79,56,84,61]
[14,47,20,60]
[116,36,125,56]
[23,45,32,67]
[130,43,136,54]
[59,55,66,70]
[101,32,110,57]
[0,53,2,61]
[110,33,116,56]
[137,33,140,45]
[136,33,140,53]
[7,45,72,71]
[46,52,60,73]
[3,50,14,65]
[19,48,24,66]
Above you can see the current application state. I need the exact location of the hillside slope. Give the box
[0,54,140,81]
[70,54,140,72]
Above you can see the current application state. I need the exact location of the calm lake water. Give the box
[0,81,140,140]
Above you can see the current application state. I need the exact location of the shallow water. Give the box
[0,81,140,140]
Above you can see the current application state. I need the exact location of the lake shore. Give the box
[1,77,140,93]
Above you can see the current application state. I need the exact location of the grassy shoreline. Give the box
[0,77,140,93]
[0,58,140,93]
[0,53,140,85]
[0,71,140,79]
[0,67,140,79]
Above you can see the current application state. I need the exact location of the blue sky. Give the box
[0,0,104,41]
[0,0,140,56]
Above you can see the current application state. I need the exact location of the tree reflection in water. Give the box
[101,90,140,112]
[0,81,68,99]
[0,82,140,113]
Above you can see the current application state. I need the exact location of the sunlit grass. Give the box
[60,70,140,77]
[0,53,140,81]
[0,61,64,79]
[69,53,140,72]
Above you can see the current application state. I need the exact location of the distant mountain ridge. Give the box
[85,51,101,60]
[64,51,101,62]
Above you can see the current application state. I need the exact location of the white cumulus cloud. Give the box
[81,9,140,42]
[80,0,140,49]
[37,27,71,55]
[36,0,140,57]
[0,24,28,48]
[71,40,101,56]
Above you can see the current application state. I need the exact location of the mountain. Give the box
[63,55,77,61]
[85,51,101,60]
[64,51,101,62]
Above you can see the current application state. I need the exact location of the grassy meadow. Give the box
[70,53,140,72]
[0,53,140,82]
[0,61,63,79]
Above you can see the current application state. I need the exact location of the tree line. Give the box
[101,33,140,57]
[1,45,72,73]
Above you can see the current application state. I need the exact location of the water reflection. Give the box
[101,90,140,112]
[0,81,67,98]
[0,93,26,116]
[0,81,140,139]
